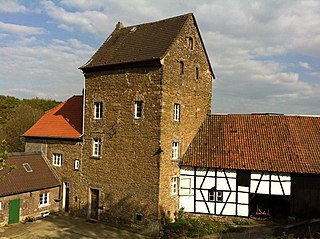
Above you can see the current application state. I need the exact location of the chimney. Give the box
[115,22,124,30]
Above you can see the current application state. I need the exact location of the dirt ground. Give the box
[0,213,150,239]
[0,213,279,239]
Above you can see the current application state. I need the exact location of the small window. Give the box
[94,102,103,119]
[195,67,199,80]
[208,187,223,202]
[0,201,2,210]
[53,153,62,166]
[179,61,184,74]
[39,192,49,207]
[179,178,191,195]
[134,101,143,119]
[188,37,194,50]
[172,141,180,160]
[92,139,102,157]
[74,159,80,171]
[23,163,33,172]
[171,177,178,195]
[173,103,180,122]
[135,213,144,222]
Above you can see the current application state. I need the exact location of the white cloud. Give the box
[0,1,26,13]
[0,21,46,36]
[299,61,311,70]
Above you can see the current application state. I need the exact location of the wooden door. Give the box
[9,199,20,224]
[90,189,99,220]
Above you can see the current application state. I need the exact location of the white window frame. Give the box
[134,101,143,119]
[172,141,180,160]
[94,102,103,119]
[92,139,102,157]
[179,178,191,195]
[173,103,180,122]
[52,153,62,166]
[39,192,49,207]
[74,159,80,171]
[0,201,2,210]
[171,177,179,196]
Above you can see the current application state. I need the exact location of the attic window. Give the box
[130,27,137,33]
[188,37,194,50]
[23,163,32,173]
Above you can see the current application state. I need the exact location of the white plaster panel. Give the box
[227,192,236,203]
[251,171,262,180]
[271,173,280,181]
[179,196,194,212]
[238,186,249,192]
[237,204,249,217]
[238,192,249,204]
[257,181,269,194]
[222,203,236,215]
[250,180,259,193]
[207,202,215,214]
[217,177,230,190]
[196,201,209,213]
[261,172,270,181]
[228,178,237,191]
[196,168,207,176]
[180,166,194,175]
[216,170,225,177]
[207,169,216,177]
[271,181,283,195]
[195,189,204,201]
[196,176,205,188]
[225,170,237,178]
[279,174,291,181]
[282,182,291,195]
[215,203,224,214]
[201,177,215,189]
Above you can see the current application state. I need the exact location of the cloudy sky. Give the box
[0,0,319,114]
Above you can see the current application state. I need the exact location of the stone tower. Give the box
[79,13,214,234]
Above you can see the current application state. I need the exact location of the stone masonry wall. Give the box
[81,66,163,233]
[0,187,60,225]
[159,15,213,217]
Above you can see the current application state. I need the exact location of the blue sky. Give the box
[0,0,319,115]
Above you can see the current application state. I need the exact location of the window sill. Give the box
[91,156,101,160]
[39,204,50,208]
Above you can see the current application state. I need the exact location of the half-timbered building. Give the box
[180,114,320,220]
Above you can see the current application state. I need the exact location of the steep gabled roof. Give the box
[0,153,60,196]
[80,13,214,76]
[23,95,83,139]
[181,114,320,174]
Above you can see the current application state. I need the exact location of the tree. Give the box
[0,140,15,180]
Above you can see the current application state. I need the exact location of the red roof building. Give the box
[23,95,83,139]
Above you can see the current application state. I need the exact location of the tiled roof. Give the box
[0,153,60,196]
[80,13,214,76]
[181,114,320,174]
[23,95,83,139]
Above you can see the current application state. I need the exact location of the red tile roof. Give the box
[181,114,320,174]
[23,95,83,139]
[80,13,214,76]
[0,153,60,196]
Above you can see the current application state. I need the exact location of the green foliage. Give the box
[161,209,240,238]
[0,140,15,180]
[0,95,60,152]
[232,217,252,225]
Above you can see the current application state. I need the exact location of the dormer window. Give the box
[188,37,194,50]
[179,61,184,75]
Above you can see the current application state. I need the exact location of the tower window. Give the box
[74,159,80,171]
[195,67,199,80]
[92,139,102,158]
[134,101,143,119]
[172,141,180,160]
[53,153,62,166]
[173,103,180,122]
[171,177,178,195]
[188,37,194,50]
[179,61,184,74]
[94,102,103,119]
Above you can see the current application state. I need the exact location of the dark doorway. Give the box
[64,182,70,212]
[90,188,99,220]
[250,194,290,219]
